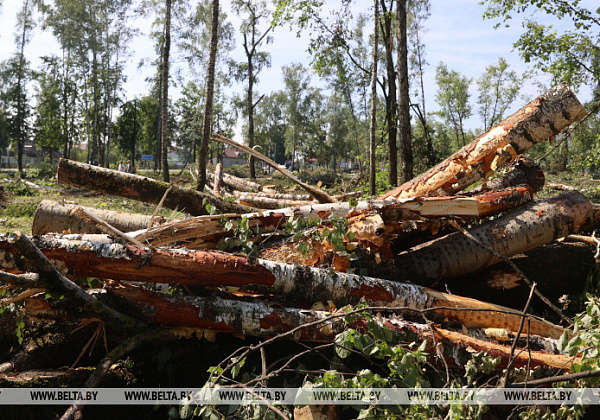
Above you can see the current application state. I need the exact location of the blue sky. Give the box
[0,0,594,135]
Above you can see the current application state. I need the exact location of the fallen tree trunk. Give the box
[32,200,166,235]
[395,191,593,284]
[105,282,574,371]
[378,83,587,199]
[57,158,254,216]
[444,242,595,312]
[236,192,315,209]
[241,191,313,201]
[469,155,545,194]
[0,233,565,338]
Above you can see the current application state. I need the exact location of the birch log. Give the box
[378,83,587,199]
[106,282,574,371]
[57,158,254,216]
[0,233,564,338]
[32,200,166,235]
[395,191,593,284]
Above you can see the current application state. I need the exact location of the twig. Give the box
[448,220,573,326]
[499,283,537,387]
[0,288,44,307]
[510,368,600,387]
[61,329,169,420]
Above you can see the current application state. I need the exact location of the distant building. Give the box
[1,141,46,168]
[222,148,247,168]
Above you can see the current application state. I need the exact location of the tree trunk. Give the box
[0,233,565,339]
[105,282,573,370]
[468,155,545,194]
[160,0,172,182]
[396,0,413,182]
[444,242,595,313]
[380,0,398,187]
[134,189,536,250]
[369,0,379,195]
[206,170,263,193]
[57,158,254,216]
[236,193,313,209]
[395,191,593,284]
[378,83,587,199]
[197,0,219,191]
[32,200,165,235]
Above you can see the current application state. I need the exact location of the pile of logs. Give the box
[1,83,598,416]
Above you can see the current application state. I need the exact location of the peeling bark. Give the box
[0,233,565,338]
[395,191,593,284]
[378,83,587,199]
[32,200,165,235]
[57,158,254,216]
[106,282,573,370]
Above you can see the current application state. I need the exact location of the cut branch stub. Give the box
[378,83,587,199]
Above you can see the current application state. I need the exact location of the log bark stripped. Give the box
[57,158,254,216]
[105,282,574,371]
[378,83,587,199]
[0,233,565,339]
[395,191,593,284]
[212,162,223,197]
[32,200,165,235]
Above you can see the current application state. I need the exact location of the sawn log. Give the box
[378,83,587,199]
[32,200,166,235]
[56,158,254,216]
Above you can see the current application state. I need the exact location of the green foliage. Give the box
[4,180,38,197]
[217,215,259,257]
[435,62,472,148]
[481,0,600,89]
[476,57,526,131]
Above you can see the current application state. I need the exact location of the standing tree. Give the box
[160,0,172,182]
[231,0,273,179]
[114,99,140,165]
[396,0,413,181]
[379,0,398,187]
[369,0,379,195]
[477,57,524,131]
[1,0,35,173]
[435,63,472,149]
[197,0,219,191]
